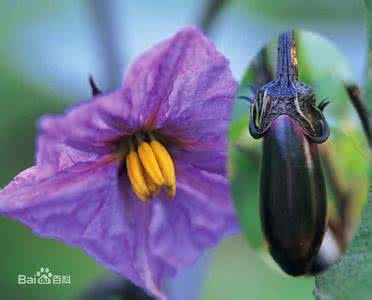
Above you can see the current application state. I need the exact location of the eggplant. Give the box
[248,31,330,275]
[260,115,326,275]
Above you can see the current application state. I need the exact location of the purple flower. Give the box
[0,27,238,299]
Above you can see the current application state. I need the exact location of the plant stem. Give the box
[344,83,371,147]
[198,0,229,34]
[276,31,298,84]
[88,0,125,89]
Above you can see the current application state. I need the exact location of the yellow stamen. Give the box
[144,171,161,197]
[136,135,164,186]
[126,143,151,202]
[124,133,176,202]
[150,136,176,199]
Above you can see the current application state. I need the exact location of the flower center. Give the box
[124,133,176,202]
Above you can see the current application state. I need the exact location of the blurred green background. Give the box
[0,1,369,299]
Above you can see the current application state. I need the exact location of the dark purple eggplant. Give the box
[260,115,326,275]
[248,31,330,275]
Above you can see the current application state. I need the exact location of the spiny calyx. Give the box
[249,81,330,143]
[125,133,176,202]
[248,31,329,144]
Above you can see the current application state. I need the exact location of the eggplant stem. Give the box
[277,31,298,84]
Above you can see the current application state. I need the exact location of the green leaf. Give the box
[314,2,372,298]
[315,192,372,299]
[235,0,364,23]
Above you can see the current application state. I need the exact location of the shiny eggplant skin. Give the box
[260,115,327,276]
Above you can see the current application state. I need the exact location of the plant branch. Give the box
[344,83,371,147]
[197,0,229,34]
[88,0,125,89]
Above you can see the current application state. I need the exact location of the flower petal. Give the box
[147,162,239,272]
[0,27,239,300]
[36,89,138,170]
[0,161,118,242]
[0,161,168,299]
[122,27,237,148]
[170,146,227,175]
